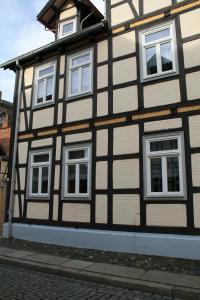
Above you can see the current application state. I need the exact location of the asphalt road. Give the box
[0,263,185,300]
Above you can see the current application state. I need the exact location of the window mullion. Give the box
[39,167,42,195]
[44,78,47,102]
[162,156,167,194]
[147,156,151,195]
[76,164,79,196]
[79,67,82,94]
[156,43,162,74]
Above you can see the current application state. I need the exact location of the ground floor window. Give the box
[63,144,91,199]
[144,133,186,198]
[28,150,52,198]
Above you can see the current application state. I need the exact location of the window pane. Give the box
[146,47,157,75]
[82,65,90,92]
[79,164,88,194]
[68,150,85,160]
[167,156,180,192]
[151,158,163,193]
[150,139,178,152]
[33,153,49,163]
[145,28,170,43]
[161,42,173,72]
[37,79,44,103]
[72,54,90,66]
[46,77,53,101]
[67,165,76,194]
[62,22,74,36]
[39,66,54,77]
[71,69,79,94]
[32,168,39,194]
[41,167,49,194]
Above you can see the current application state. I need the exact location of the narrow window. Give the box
[58,18,77,39]
[68,50,93,98]
[144,133,186,198]
[63,145,91,198]
[140,21,177,80]
[34,62,56,107]
[29,150,52,197]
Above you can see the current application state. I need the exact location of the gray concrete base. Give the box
[3,223,200,259]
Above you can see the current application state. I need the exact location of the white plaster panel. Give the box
[113,85,138,113]
[62,203,90,222]
[113,31,136,58]
[111,3,134,27]
[24,67,34,87]
[186,72,200,100]
[25,88,32,107]
[192,154,200,187]
[113,125,139,154]
[183,39,200,69]
[189,115,200,148]
[60,55,65,75]
[56,136,62,160]
[65,132,92,143]
[113,194,140,225]
[19,113,26,132]
[66,98,92,122]
[96,129,108,156]
[95,195,108,224]
[113,57,137,85]
[144,118,182,132]
[143,0,171,14]
[32,138,53,148]
[32,108,54,129]
[96,161,108,189]
[113,159,139,189]
[59,6,77,20]
[19,168,26,191]
[144,80,180,108]
[97,65,108,89]
[57,102,63,124]
[180,9,200,38]
[53,195,59,221]
[97,92,108,117]
[54,165,60,190]
[18,142,28,164]
[146,204,187,227]
[59,78,64,99]
[97,40,108,63]
[27,203,49,220]
[13,195,19,218]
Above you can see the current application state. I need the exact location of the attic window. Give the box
[58,18,77,39]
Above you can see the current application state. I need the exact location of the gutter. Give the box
[0,21,108,70]
[7,60,23,238]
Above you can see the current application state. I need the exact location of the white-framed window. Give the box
[58,18,77,39]
[0,115,4,127]
[28,150,52,198]
[144,133,186,198]
[140,21,178,80]
[63,145,91,198]
[67,49,93,98]
[34,62,56,107]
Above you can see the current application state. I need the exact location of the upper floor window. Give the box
[67,49,93,98]
[0,115,4,128]
[28,150,52,198]
[58,18,77,39]
[144,133,186,199]
[140,21,178,81]
[34,62,56,107]
[63,145,91,199]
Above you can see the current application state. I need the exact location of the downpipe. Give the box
[8,60,23,238]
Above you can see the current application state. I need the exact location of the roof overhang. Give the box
[37,0,104,30]
[0,20,108,70]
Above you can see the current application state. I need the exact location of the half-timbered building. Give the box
[1,0,200,259]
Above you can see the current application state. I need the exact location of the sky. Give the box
[0,0,104,102]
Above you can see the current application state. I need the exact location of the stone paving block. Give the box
[141,270,200,289]
[5,250,34,259]
[23,253,69,266]
[85,263,146,279]
[62,259,95,270]
[0,247,16,255]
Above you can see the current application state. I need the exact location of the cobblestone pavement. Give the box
[0,238,199,276]
[0,263,185,300]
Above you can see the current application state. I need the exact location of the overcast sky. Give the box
[0,0,104,102]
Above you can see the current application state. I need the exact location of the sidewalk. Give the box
[0,246,199,299]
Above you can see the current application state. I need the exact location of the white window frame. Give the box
[144,133,186,199]
[63,144,92,199]
[28,149,52,198]
[140,21,178,81]
[58,17,77,39]
[67,49,93,98]
[33,61,56,108]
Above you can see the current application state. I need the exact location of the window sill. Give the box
[66,91,93,102]
[32,100,55,110]
[141,71,179,85]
